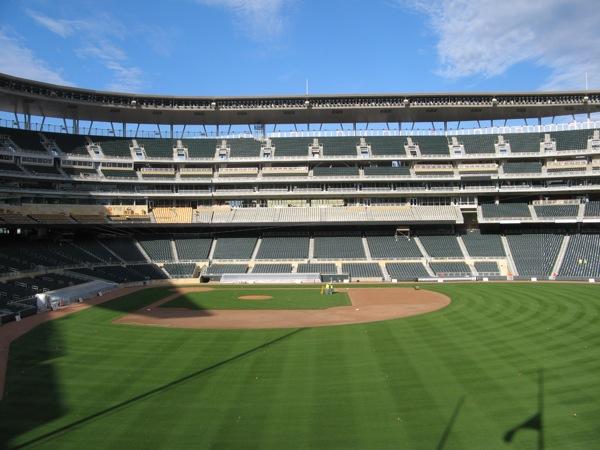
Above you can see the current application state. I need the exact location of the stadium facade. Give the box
[1,72,600,321]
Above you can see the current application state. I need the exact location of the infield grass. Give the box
[160,287,351,310]
[1,283,599,449]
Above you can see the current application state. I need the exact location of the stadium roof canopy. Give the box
[1,72,600,126]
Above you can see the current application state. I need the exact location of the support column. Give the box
[122,122,127,138]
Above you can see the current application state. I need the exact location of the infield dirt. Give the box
[114,287,450,330]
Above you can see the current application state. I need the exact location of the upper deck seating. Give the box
[364,166,410,176]
[183,139,218,158]
[534,204,578,218]
[506,233,563,277]
[91,137,132,157]
[504,133,543,152]
[227,139,261,157]
[550,129,592,151]
[366,234,423,259]
[153,207,193,224]
[319,137,359,156]
[0,161,23,172]
[481,203,531,219]
[256,235,309,259]
[457,134,497,154]
[0,127,47,152]
[137,139,174,158]
[101,169,137,178]
[418,235,463,257]
[23,165,62,175]
[63,167,97,177]
[559,234,600,278]
[45,132,89,155]
[366,136,405,155]
[212,237,257,259]
[412,136,450,155]
[313,166,359,176]
[461,230,505,257]
[503,161,542,173]
[584,201,600,217]
[313,234,365,259]
[271,137,312,157]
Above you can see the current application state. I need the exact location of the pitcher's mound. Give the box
[239,295,273,300]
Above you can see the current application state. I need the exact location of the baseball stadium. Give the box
[1,6,600,446]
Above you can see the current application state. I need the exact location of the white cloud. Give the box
[27,11,143,92]
[76,41,144,92]
[26,10,88,38]
[402,0,600,90]
[0,29,69,85]
[197,0,291,39]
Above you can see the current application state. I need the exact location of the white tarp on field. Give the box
[35,280,118,311]
[219,273,321,284]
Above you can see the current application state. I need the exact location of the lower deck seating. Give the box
[559,234,600,278]
[506,234,563,277]
[341,263,383,278]
[313,235,365,259]
[174,237,213,260]
[429,261,471,276]
[100,238,147,262]
[256,235,309,259]
[138,237,173,262]
[366,234,423,259]
[72,264,166,283]
[474,261,500,274]
[297,263,337,274]
[461,231,505,257]
[418,235,463,257]
[386,262,430,280]
[163,263,197,278]
[251,264,293,273]
[206,264,248,274]
[212,237,257,259]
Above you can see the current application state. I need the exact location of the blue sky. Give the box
[1,0,599,97]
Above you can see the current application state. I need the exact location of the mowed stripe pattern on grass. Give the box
[0,284,598,449]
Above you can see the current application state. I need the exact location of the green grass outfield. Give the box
[160,287,351,310]
[1,283,599,449]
